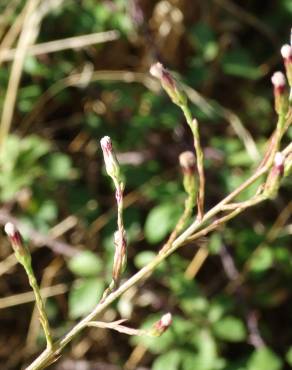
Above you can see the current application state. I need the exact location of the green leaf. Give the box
[68,251,103,277]
[286,347,292,366]
[68,278,104,319]
[144,202,182,244]
[221,49,263,79]
[249,247,273,272]
[152,350,182,370]
[46,153,73,180]
[213,316,246,342]
[247,347,282,370]
[134,251,156,269]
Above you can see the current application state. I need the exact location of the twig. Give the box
[0,31,120,61]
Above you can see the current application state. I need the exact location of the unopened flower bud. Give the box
[274,152,284,176]
[179,151,197,197]
[150,62,187,106]
[4,223,30,262]
[179,151,196,174]
[150,312,173,337]
[281,44,292,88]
[271,72,287,114]
[264,152,285,198]
[281,44,292,61]
[100,136,121,182]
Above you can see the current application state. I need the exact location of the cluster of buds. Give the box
[271,71,288,115]
[263,152,285,199]
[100,136,122,183]
[179,151,197,198]
[150,62,187,107]
[4,222,31,265]
[150,312,173,337]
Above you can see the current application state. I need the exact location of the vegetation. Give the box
[0,1,291,369]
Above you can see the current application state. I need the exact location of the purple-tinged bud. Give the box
[150,62,187,106]
[274,152,284,176]
[271,72,287,114]
[179,151,196,174]
[280,44,292,89]
[4,223,29,258]
[151,312,173,336]
[100,136,121,181]
[263,152,285,198]
[271,71,286,93]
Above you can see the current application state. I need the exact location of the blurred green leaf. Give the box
[221,49,263,79]
[247,347,282,370]
[68,251,103,277]
[152,350,182,370]
[69,278,104,319]
[213,316,247,342]
[144,202,183,244]
[249,247,273,273]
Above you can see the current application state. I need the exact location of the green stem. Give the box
[24,264,53,350]
[180,104,205,219]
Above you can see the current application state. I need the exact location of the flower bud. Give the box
[263,152,285,198]
[280,44,292,87]
[4,223,31,264]
[179,151,196,174]
[150,312,173,336]
[271,72,287,114]
[179,151,197,197]
[100,136,121,182]
[150,62,187,106]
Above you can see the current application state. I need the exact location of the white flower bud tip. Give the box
[271,71,286,88]
[150,62,164,79]
[4,222,17,237]
[281,44,292,60]
[160,312,172,328]
[100,136,112,154]
[274,152,284,167]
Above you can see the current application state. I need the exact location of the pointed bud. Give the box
[274,152,284,176]
[150,62,187,106]
[271,72,287,114]
[100,136,121,182]
[4,223,30,261]
[150,313,173,336]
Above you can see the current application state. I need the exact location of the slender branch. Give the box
[25,142,290,370]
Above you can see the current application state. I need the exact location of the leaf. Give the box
[247,347,282,370]
[249,247,273,273]
[68,278,104,319]
[144,202,182,244]
[286,347,292,366]
[68,251,103,277]
[152,350,182,370]
[221,49,263,79]
[46,153,73,180]
[213,316,246,342]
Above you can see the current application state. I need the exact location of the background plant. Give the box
[0,1,291,370]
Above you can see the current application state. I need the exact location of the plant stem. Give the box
[180,104,205,220]
[25,142,287,370]
[24,264,53,351]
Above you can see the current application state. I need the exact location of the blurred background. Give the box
[0,0,291,369]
